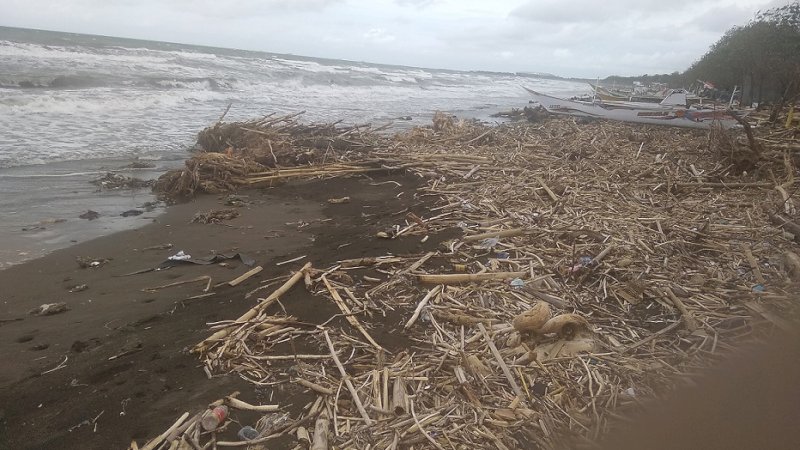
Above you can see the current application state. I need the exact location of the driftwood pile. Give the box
[135,113,800,449]
[153,112,394,199]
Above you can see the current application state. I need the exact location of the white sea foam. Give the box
[0,34,589,168]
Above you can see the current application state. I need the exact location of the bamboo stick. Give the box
[228,266,263,287]
[463,228,525,242]
[296,378,334,395]
[141,412,189,450]
[404,285,441,330]
[193,262,311,353]
[310,412,329,450]
[226,397,279,412]
[391,377,407,415]
[323,330,373,425]
[322,276,383,351]
[417,271,526,284]
[664,288,699,332]
[477,323,524,399]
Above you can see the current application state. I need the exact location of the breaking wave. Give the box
[0,29,588,168]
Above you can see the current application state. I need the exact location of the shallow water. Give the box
[0,26,589,267]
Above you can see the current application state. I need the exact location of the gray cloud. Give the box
[512,0,701,23]
[1,0,779,77]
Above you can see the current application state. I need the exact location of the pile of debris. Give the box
[153,112,395,199]
[136,112,800,449]
[91,172,153,190]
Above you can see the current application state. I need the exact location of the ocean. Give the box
[0,26,588,267]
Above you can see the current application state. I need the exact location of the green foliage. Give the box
[685,1,800,103]
[603,2,800,103]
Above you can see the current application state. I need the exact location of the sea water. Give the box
[0,26,587,267]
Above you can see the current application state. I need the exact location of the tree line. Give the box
[604,1,800,108]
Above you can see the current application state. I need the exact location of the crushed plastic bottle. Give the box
[238,425,259,441]
[510,278,525,288]
[752,284,766,293]
[479,238,500,249]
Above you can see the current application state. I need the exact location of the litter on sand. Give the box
[135,110,799,449]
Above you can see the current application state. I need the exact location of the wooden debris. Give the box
[140,113,800,450]
[416,271,527,284]
[227,266,263,287]
[512,301,551,333]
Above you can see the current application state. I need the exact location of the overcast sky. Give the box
[1,0,790,77]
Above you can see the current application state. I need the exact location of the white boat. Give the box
[525,87,738,129]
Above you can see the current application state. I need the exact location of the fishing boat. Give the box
[525,88,739,129]
[588,83,664,103]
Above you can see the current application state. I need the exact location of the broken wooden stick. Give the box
[296,378,334,396]
[391,376,408,415]
[226,396,279,412]
[322,276,384,351]
[463,228,525,242]
[417,271,526,284]
[664,287,698,332]
[228,265,263,287]
[477,323,524,399]
[404,285,442,330]
[143,275,212,293]
[535,176,560,202]
[323,330,373,425]
[141,412,189,450]
[310,411,330,450]
[193,262,310,353]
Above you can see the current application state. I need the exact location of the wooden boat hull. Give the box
[526,88,737,129]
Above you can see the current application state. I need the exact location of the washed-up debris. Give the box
[143,275,212,293]
[91,172,153,190]
[142,243,173,251]
[123,160,156,169]
[224,195,250,207]
[76,256,110,268]
[163,252,255,267]
[120,209,143,217]
[168,250,191,261]
[327,196,350,204]
[79,210,100,220]
[29,302,69,316]
[68,284,88,293]
[191,208,240,224]
[139,112,800,449]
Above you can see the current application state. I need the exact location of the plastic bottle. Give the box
[201,405,229,431]
[238,425,259,440]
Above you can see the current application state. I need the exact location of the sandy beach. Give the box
[0,109,795,450]
[0,172,449,448]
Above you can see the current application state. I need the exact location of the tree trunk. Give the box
[769,80,795,124]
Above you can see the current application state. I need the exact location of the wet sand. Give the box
[0,157,184,270]
[0,172,450,449]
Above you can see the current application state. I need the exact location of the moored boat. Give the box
[525,88,739,129]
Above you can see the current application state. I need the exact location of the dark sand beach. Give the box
[0,173,448,449]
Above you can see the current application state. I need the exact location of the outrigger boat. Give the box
[588,83,664,103]
[525,87,739,129]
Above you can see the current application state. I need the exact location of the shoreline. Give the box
[1,113,797,449]
[0,111,514,271]
[0,172,435,448]
[0,156,186,270]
